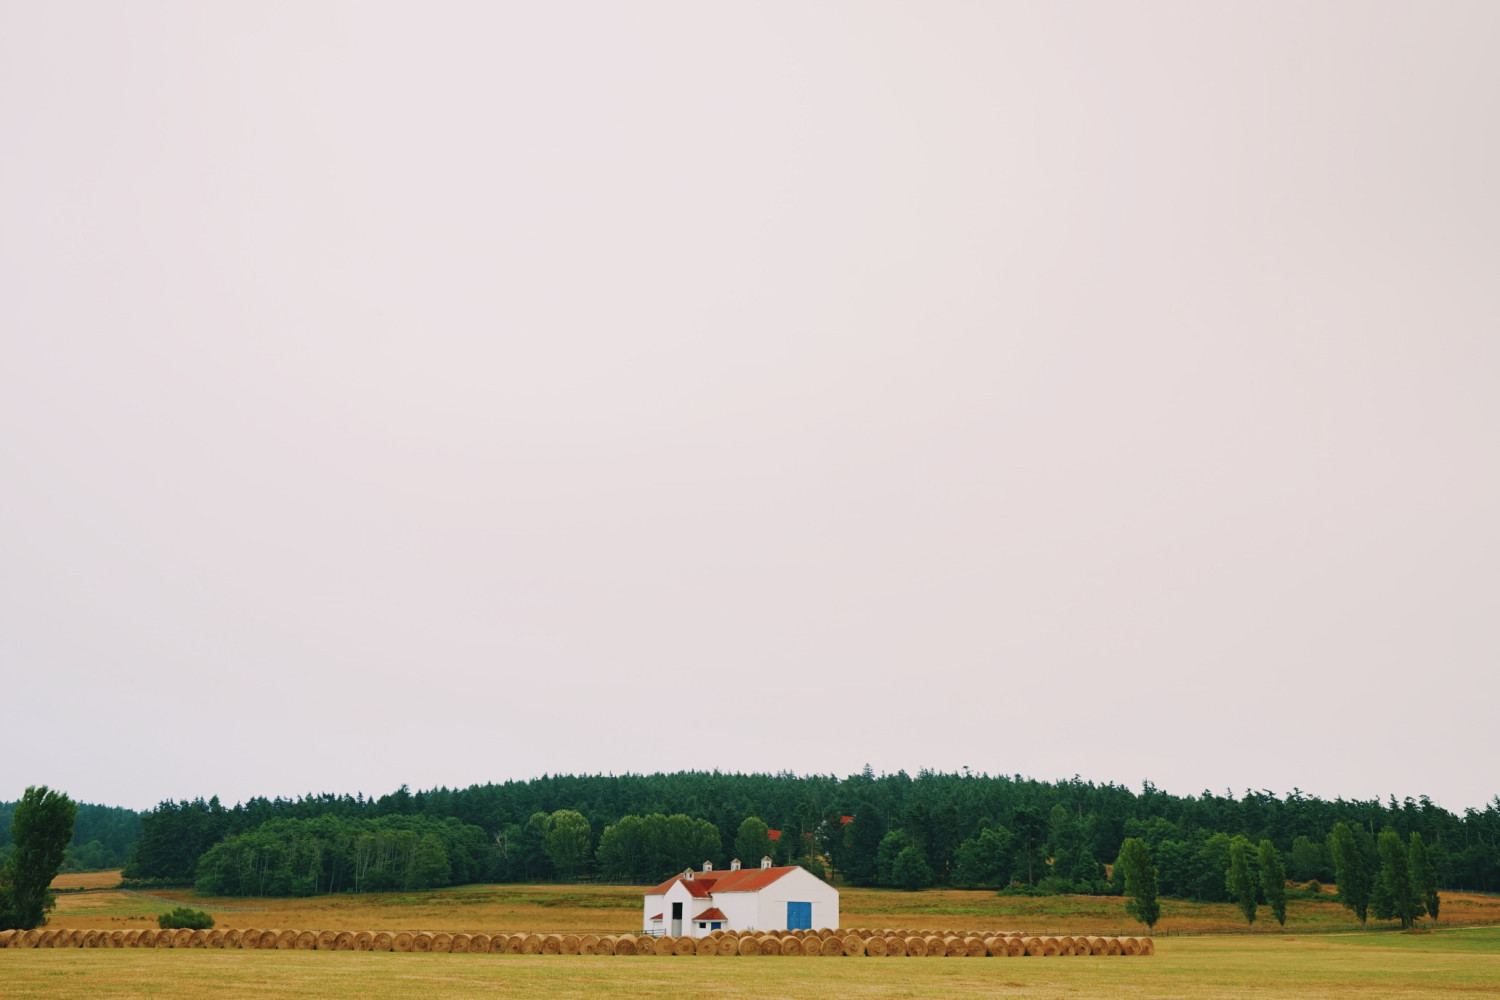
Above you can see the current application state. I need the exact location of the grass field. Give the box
[4,928,1498,999]
[42,872,1500,938]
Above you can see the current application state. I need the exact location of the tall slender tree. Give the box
[1258,839,1288,927]
[0,786,78,930]
[1328,822,1370,924]
[1409,832,1439,923]
[1117,837,1160,932]
[1375,830,1420,929]
[1227,839,1257,926]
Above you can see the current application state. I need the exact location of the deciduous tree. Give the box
[1409,832,1439,922]
[733,816,773,868]
[1227,839,1257,926]
[1258,840,1288,927]
[1374,830,1420,929]
[542,810,592,880]
[1328,822,1370,924]
[1117,837,1160,932]
[0,786,78,930]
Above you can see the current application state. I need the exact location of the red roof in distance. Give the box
[644,866,800,896]
[767,829,781,841]
[692,908,727,922]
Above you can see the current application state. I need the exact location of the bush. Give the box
[158,907,214,930]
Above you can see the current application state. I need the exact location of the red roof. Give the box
[644,866,799,896]
[767,830,781,841]
[648,913,662,921]
[841,815,854,825]
[692,908,726,922]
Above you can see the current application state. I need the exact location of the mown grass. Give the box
[46,878,1500,939]
[4,929,1498,1000]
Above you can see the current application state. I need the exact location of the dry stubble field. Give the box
[8,873,1498,999]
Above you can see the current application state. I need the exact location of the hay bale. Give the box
[138,930,157,949]
[541,933,562,955]
[903,936,925,958]
[35,930,56,947]
[354,931,374,951]
[942,935,965,957]
[577,933,598,955]
[1105,937,1123,956]
[964,936,987,958]
[0,929,13,948]
[738,935,761,956]
[333,931,355,951]
[1087,936,1106,956]
[696,935,717,956]
[189,929,208,948]
[922,935,946,957]
[232,928,251,949]
[449,933,470,954]
[392,931,414,953]
[842,934,865,957]
[983,936,1005,957]
[81,930,98,947]
[885,935,906,958]
[714,934,737,956]
[505,933,526,954]
[316,930,337,951]
[559,934,578,955]
[373,932,394,952]
[1122,936,1142,956]
[431,932,453,954]
[779,936,802,956]
[413,932,434,953]
[864,934,888,958]
[272,929,293,950]
[296,931,317,950]
[519,933,541,955]
[1043,937,1063,957]
[206,929,224,948]
[649,935,671,956]
[670,935,693,956]
[597,935,618,956]
[122,930,141,948]
[1140,937,1155,956]
[1070,936,1092,956]
[762,935,785,956]
[616,934,638,956]
[1055,935,1075,956]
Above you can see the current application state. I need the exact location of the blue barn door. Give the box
[786,901,811,930]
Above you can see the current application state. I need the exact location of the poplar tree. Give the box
[1375,830,1420,929]
[1227,839,1257,926]
[1117,837,1160,932]
[1409,832,1439,922]
[1258,840,1288,927]
[0,786,78,930]
[1328,822,1370,924]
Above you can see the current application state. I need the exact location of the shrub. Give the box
[158,907,214,930]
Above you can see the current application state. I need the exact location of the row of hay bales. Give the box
[0,925,1152,957]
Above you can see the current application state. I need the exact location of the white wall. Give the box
[641,892,665,934]
[753,868,839,931]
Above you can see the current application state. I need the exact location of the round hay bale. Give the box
[779,936,802,956]
[449,933,470,954]
[1086,936,1106,956]
[316,930,338,951]
[121,929,139,948]
[578,934,599,956]
[233,928,253,949]
[865,934,888,958]
[505,933,526,954]
[272,929,294,950]
[82,930,99,947]
[373,932,394,952]
[1042,937,1062,957]
[923,935,946,957]
[942,935,965,957]
[138,930,156,948]
[1054,935,1074,956]
[296,931,317,950]
[738,935,761,956]
[813,935,837,957]
[207,929,225,948]
[1105,937,1123,957]
[189,929,208,948]
[43,929,64,947]
[1123,936,1142,956]
[696,935,717,956]
[520,933,542,955]
[559,934,578,955]
[413,932,434,953]
[392,931,414,953]
[110,929,126,947]
[354,931,374,951]
[983,936,1005,957]
[671,935,694,957]
[0,929,13,949]
[1023,936,1045,957]
[842,934,865,957]
[761,935,785,956]
[616,934,638,956]
[903,936,925,958]
[334,931,356,951]
[964,936,987,958]
[1071,936,1092,956]
[597,935,618,956]
[716,934,739,956]
[1140,937,1155,956]
[885,935,905,958]
[430,932,452,954]
[541,933,562,955]
[34,929,56,947]
[150,929,170,948]
[649,935,671,956]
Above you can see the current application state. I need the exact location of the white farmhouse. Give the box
[642,857,839,937]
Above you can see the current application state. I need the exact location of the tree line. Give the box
[0,799,140,872]
[115,770,1500,900]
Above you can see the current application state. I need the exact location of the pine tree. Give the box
[1328,822,1370,924]
[1409,832,1439,923]
[1258,840,1288,927]
[1227,839,1257,926]
[1117,837,1160,932]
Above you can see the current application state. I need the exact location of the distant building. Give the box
[641,857,839,937]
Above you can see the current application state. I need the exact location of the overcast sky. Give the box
[2,2,1496,816]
